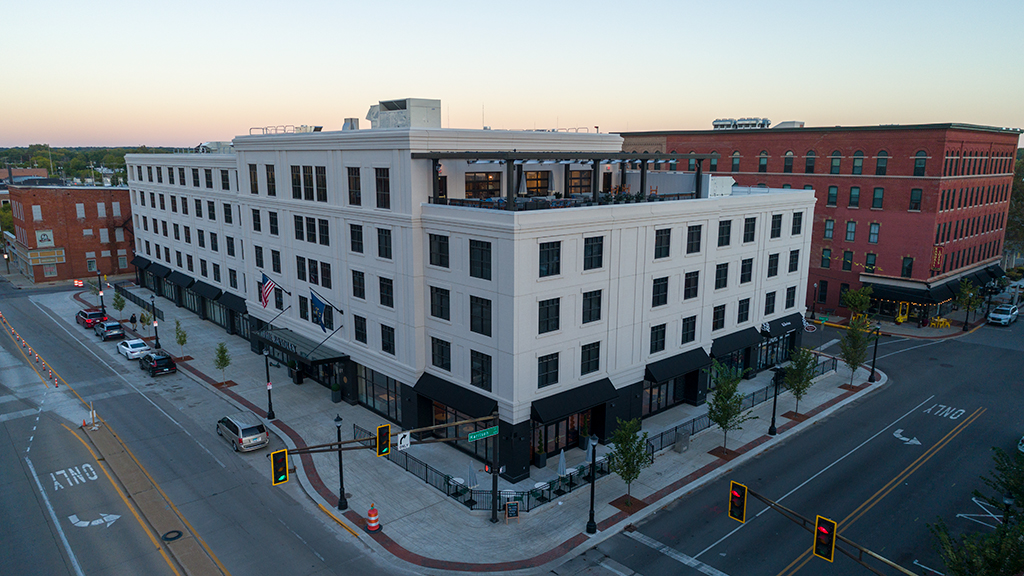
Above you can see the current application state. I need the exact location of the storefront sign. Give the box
[35,230,54,248]
[931,244,944,271]
[263,332,298,355]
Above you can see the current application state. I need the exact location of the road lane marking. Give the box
[877,339,944,360]
[25,457,85,576]
[68,513,120,528]
[694,395,938,560]
[626,530,731,576]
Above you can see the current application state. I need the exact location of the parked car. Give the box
[94,321,125,341]
[139,352,177,377]
[75,308,107,328]
[987,304,1019,326]
[117,339,151,360]
[216,413,269,452]
[1019,435,1024,454]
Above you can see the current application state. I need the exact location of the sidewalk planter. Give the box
[533,451,546,468]
[331,385,342,403]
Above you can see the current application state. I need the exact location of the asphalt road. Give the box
[0,286,414,576]
[561,320,1023,576]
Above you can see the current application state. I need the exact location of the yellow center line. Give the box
[775,407,985,576]
[61,423,182,576]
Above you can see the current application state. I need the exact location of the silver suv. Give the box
[216,413,269,452]
[94,321,125,341]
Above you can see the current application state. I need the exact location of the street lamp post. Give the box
[3,252,9,274]
[768,365,782,436]
[335,414,348,511]
[809,283,818,320]
[1003,492,1014,526]
[264,349,275,420]
[97,272,106,315]
[150,295,160,349]
[868,324,881,382]
[586,434,599,534]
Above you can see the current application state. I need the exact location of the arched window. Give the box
[709,151,718,172]
[758,151,768,173]
[852,151,864,175]
[783,151,794,173]
[830,151,842,174]
[805,150,816,174]
[669,150,677,172]
[914,150,927,177]
[875,151,888,176]
[688,151,697,172]
[731,151,741,173]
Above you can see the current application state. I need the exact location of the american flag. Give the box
[260,273,277,308]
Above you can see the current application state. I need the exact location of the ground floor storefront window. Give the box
[755,332,794,370]
[431,402,493,463]
[530,410,592,461]
[206,300,229,329]
[357,364,402,423]
[183,289,201,315]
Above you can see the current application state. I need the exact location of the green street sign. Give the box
[469,426,498,442]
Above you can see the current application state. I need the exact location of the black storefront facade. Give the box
[756,312,804,370]
[864,264,1006,325]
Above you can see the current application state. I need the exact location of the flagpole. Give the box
[310,287,344,314]
[260,305,292,331]
[307,323,344,359]
[259,269,292,296]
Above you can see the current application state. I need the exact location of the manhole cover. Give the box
[928,357,938,361]
[940,363,954,368]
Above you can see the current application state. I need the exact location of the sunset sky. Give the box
[3,0,1022,148]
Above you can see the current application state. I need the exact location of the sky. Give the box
[3,0,1022,148]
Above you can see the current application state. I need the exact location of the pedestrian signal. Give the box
[376,424,391,457]
[728,481,747,523]
[271,449,289,486]
[813,515,837,562]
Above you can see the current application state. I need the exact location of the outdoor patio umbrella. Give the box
[584,436,594,463]
[466,461,479,489]
[557,449,567,477]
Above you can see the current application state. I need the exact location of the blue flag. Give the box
[311,290,327,333]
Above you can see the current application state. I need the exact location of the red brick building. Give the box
[620,124,1020,321]
[8,185,134,283]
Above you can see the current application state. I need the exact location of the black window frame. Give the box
[580,341,601,375]
[538,297,560,334]
[539,241,561,277]
[712,305,726,331]
[582,290,602,324]
[429,234,450,268]
[715,263,728,289]
[470,296,492,337]
[538,353,559,388]
[686,225,702,254]
[718,220,732,247]
[652,277,668,306]
[683,271,699,299]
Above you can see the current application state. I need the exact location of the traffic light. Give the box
[813,515,837,562]
[376,424,391,457]
[728,481,747,523]
[271,449,289,486]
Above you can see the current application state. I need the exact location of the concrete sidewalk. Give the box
[43,285,897,574]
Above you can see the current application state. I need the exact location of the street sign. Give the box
[397,432,411,451]
[267,382,272,390]
[804,324,817,333]
[468,426,498,442]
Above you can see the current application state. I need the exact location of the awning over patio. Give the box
[710,327,763,358]
[646,347,712,383]
[217,292,247,314]
[414,372,497,418]
[130,255,151,269]
[190,281,222,300]
[166,271,194,288]
[864,282,938,305]
[147,263,171,278]
[531,378,618,424]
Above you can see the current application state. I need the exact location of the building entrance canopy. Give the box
[762,313,804,338]
[645,347,711,383]
[710,328,763,358]
[254,327,346,366]
[415,372,497,418]
[531,378,617,424]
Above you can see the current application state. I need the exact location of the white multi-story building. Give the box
[126,99,815,481]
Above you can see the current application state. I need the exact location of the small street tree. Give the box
[213,342,231,385]
[705,359,756,450]
[955,278,984,330]
[841,285,874,316]
[607,417,651,507]
[839,314,871,386]
[139,311,151,334]
[111,292,126,320]
[174,320,188,358]
[783,347,817,414]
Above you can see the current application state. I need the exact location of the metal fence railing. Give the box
[811,354,838,379]
[352,424,611,513]
[113,282,163,321]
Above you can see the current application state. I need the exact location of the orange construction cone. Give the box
[54,377,58,388]
[365,504,381,533]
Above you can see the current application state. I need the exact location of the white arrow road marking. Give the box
[893,429,921,445]
[68,513,120,528]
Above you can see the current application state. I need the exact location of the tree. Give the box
[607,417,651,507]
[839,314,871,386]
[1005,154,1024,251]
[955,278,984,330]
[174,320,188,358]
[841,285,874,315]
[213,342,231,385]
[0,203,11,234]
[139,311,151,334]
[111,293,126,319]
[783,347,816,414]
[705,359,756,450]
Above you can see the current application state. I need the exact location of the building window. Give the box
[791,212,803,235]
[827,186,838,207]
[350,225,363,253]
[717,220,732,247]
[378,228,392,259]
[223,202,233,224]
[830,151,841,175]
[302,166,314,200]
[767,253,779,277]
[297,256,306,281]
[306,217,316,243]
[466,172,503,198]
[539,241,560,277]
[471,296,492,336]
[821,248,831,268]
[789,250,800,273]
[712,305,726,330]
[654,229,671,259]
[852,151,864,175]
[273,287,283,310]
[758,151,768,173]
[653,277,669,306]
[315,166,327,202]
[914,151,927,177]
[818,280,829,304]
[686,225,702,254]
[197,230,205,247]
[265,211,277,236]
[909,189,922,211]
[375,168,391,209]
[743,217,756,243]
[308,258,319,285]
[786,286,796,309]
[764,292,776,315]
[538,353,559,388]
[379,278,394,308]
[354,316,367,343]
[738,298,750,323]
[715,264,728,289]
[865,253,876,273]
[470,351,492,391]
[210,232,219,252]
[354,268,366,297]
[203,169,213,189]
[840,283,850,304]
[869,223,879,244]
[470,240,491,280]
[681,315,697,344]
[432,338,451,371]
[846,221,857,242]
[684,271,699,299]
[731,151,740,173]
[291,166,302,199]
[824,219,834,239]
[429,234,449,268]
[842,251,853,271]
[740,258,753,283]
[848,187,860,208]
[650,324,666,353]
[317,219,329,246]
[805,151,816,173]
[582,290,602,323]
[875,151,888,176]
[381,325,395,355]
[770,214,783,238]
[538,297,559,334]
[186,254,192,271]
[200,259,208,277]
[264,165,276,196]
[583,236,603,270]
[212,264,221,283]
[783,151,794,173]
[901,257,914,278]
[271,250,281,273]
[871,188,884,209]
[581,341,601,374]
[429,286,449,319]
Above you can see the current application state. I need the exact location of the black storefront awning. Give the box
[762,313,804,338]
[190,281,222,300]
[865,282,938,305]
[646,347,712,383]
[711,327,763,358]
[255,326,348,365]
[931,278,962,302]
[166,271,195,288]
[415,372,497,418]
[217,292,247,314]
[531,378,618,424]
[130,255,151,269]
[147,263,172,278]
[987,264,1007,279]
